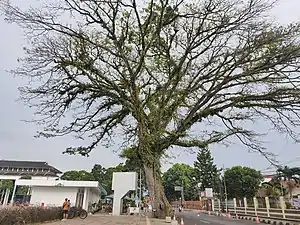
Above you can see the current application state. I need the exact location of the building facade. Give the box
[0,160,62,180]
[14,179,101,211]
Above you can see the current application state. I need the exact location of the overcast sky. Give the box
[1,0,300,174]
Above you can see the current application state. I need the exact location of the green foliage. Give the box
[61,162,143,195]
[61,170,95,181]
[120,147,147,187]
[0,206,62,225]
[0,180,13,190]
[275,166,300,181]
[20,175,32,180]
[224,166,263,199]
[193,148,219,191]
[162,163,196,201]
[94,164,124,195]
[273,166,300,198]
[261,182,285,197]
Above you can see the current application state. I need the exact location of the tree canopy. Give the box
[162,163,196,201]
[3,0,300,217]
[61,170,95,181]
[224,166,263,199]
[61,162,142,195]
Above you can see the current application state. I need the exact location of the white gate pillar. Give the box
[112,172,137,216]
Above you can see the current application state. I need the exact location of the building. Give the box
[0,160,106,211]
[13,179,101,211]
[0,160,62,206]
[0,160,62,180]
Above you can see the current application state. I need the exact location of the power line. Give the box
[259,156,300,173]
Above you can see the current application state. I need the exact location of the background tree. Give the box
[162,163,196,201]
[120,147,147,189]
[0,180,13,190]
[261,182,285,197]
[224,166,263,199]
[0,180,13,203]
[99,164,124,195]
[61,170,95,181]
[16,175,33,195]
[194,148,218,191]
[91,164,107,183]
[274,166,300,198]
[3,0,300,217]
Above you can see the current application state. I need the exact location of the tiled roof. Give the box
[0,160,62,173]
[0,171,59,177]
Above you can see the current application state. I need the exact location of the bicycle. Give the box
[68,207,88,219]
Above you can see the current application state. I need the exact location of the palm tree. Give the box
[261,182,286,197]
[274,166,300,199]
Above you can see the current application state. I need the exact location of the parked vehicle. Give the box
[68,207,88,219]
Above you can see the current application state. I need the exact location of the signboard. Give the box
[205,188,213,198]
[174,186,183,191]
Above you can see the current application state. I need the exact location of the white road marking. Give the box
[199,219,211,223]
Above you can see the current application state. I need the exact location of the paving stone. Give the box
[44,214,146,225]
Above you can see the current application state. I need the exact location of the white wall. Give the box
[88,188,100,210]
[15,179,99,187]
[112,172,137,216]
[30,186,77,207]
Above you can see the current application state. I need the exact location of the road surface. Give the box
[176,211,257,225]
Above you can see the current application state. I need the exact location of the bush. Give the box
[0,206,63,225]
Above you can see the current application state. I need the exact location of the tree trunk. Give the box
[144,162,172,218]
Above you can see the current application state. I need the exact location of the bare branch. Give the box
[1,0,300,164]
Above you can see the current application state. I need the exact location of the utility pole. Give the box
[139,168,142,215]
[222,165,228,212]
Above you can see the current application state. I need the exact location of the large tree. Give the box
[3,0,300,217]
[224,166,263,199]
[193,148,218,191]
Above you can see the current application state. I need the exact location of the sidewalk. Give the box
[44,214,146,225]
[147,217,168,225]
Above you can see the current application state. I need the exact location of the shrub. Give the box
[0,206,63,225]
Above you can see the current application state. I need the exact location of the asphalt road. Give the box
[176,211,257,225]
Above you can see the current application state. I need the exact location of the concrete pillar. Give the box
[10,183,17,206]
[0,189,4,203]
[3,188,10,206]
[211,199,215,211]
[233,198,237,213]
[112,172,137,216]
[253,197,258,216]
[243,197,247,214]
[265,197,270,217]
[82,188,89,211]
[279,196,286,219]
